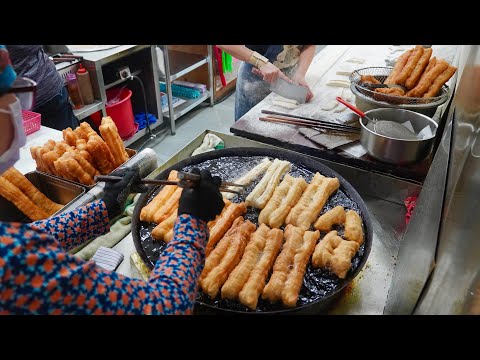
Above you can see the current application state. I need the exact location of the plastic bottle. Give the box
[76,64,94,105]
[66,73,84,109]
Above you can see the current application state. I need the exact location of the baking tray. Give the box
[132,147,373,314]
[0,171,85,223]
[35,148,137,190]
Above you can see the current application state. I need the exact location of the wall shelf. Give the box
[73,100,103,121]
[162,91,210,121]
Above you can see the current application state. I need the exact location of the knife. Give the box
[270,77,308,104]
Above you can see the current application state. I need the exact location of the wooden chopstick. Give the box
[259,116,360,134]
[261,109,360,131]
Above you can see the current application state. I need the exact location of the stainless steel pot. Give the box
[360,108,438,165]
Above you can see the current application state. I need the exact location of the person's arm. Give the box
[291,45,316,102]
[218,45,290,83]
[30,199,110,252]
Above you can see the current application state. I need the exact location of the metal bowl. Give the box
[360,108,438,165]
[350,67,450,117]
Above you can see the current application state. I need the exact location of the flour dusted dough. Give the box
[273,99,299,109]
[321,100,338,111]
[326,79,350,88]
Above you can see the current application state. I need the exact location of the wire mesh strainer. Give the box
[349,67,450,106]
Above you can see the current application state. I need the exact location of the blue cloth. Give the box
[0,45,16,93]
[134,112,157,130]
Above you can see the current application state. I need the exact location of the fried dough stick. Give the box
[75,139,94,165]
[200,217,256,298]
[286,173,340,230]
[207,199,232,228]
[69,150,99,178]
[221,224,283,309]
[312,230,359,279]
[62,127,79,146]
[405,47,432,89]
[423,65,457,98]
[245,158,291,209]
[394,45,424,85]
[223,157,272,199]
[150,187,182,224]
[86,134,115,175]
[206,202,247,256]
[140,170,179,223]
[360,75,381,84]
[99,116,129,168]
[385,49,412,84]
[314,206,346,231]
[74,122,97,141]
[55,152,96,185]
[258,174,307,228]
[151,209,178,242]
[2,167,63,215]
[0,176,49,221]
[407,58,449,97]
[262,224,319,307]
[344,210,364,245]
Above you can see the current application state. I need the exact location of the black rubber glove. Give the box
[178,168,224,223]
[102,167,148,219]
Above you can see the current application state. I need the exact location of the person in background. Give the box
[217,45,316,120]
[0,48,225,315]
[6,45,80,131]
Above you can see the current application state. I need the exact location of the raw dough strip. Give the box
[206,202,247,256]
[200,217,256,298]
[221,224,283,310]
[262,224,319,307]
[285,173,340,230]
[314,205,346,231]
[258,174,307,229]
[344,210,364,245]
[405,47,433,89]
[223,158,272,199]
[245,158,291,209]
[2,167,63,215]
[140,170,178,222]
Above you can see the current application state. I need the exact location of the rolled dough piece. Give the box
[326,79,350,88]
[273,99,299,109]
[345,57,366,64]
[321,100,338,111]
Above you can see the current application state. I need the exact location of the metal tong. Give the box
[94,171,247,194]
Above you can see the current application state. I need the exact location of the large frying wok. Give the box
[132,148,373,314]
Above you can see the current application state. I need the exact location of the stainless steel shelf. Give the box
[104,70,141,90]
[162,91,210,120]
[73,100,103,121]
[159,50,208,81]
[123,120,163,147]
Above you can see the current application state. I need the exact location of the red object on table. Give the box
[22,110,41,135]
[404,196,418,224]
[214,46,226,87]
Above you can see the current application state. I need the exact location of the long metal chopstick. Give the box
[259,116,361,134]
[262,115,360,132]
[261,109,360,131]
[94,175,242,194]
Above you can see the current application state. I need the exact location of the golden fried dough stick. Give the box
[385,49,412,84]
[2,167,63,215]
[360,75,381,84]
[86,134,115,175]
[405,47,432,89]
[200,218,256,298]
[206,202,247,256]
[140,170,179,222]
[151,209,178,242]
[36,146,53,173]
[394,45,424,85]
[314,206,346,231]
[164,228,174,243]
[44,140,56,151]
[99,116,129,168]
[223,157,272,199]
[258,174,307,228]
[74,122,96,141]
[374,87,406,96]
[62,127,79,146]
[53,157,78,182]
[344,210,364,245]
[262,225,319,307]
[407,59,449,97]
[330,240,360,279]
[229,225,283,310]
[285,173,340,230]
[30,147,46,173]
[69,150,99,178]
[245,158,291,209]
[312,230,342,268]
[423,65,457,98]
[42,149,62,176]
[0,176,49,221]
[57,152,96,185]
[152,187,182,224]
[74,139,94,165]
[207,199,232,228]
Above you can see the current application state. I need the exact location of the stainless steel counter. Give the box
[118,129,421,314]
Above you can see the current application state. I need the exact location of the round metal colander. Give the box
[349,67,450,107]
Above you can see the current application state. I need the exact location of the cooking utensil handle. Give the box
[336,96,366,118]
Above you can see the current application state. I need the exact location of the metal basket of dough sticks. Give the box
[349,67,450,117]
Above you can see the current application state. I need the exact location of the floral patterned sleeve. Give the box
[30,200,110,252]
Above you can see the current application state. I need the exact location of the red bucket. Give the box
[91,87,136,139]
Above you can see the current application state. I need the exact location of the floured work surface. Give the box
[230,45,456,183]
